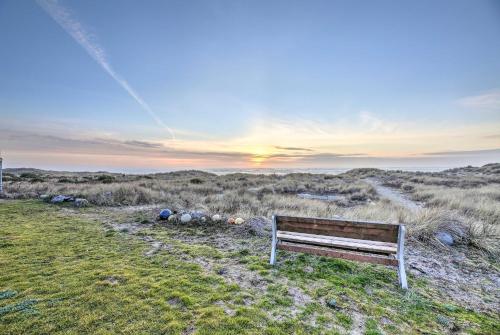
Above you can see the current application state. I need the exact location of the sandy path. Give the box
[365,178,421,211]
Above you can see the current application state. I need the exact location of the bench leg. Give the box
[397,225,408,290]
[270,215,277,265]
[398,260,407,290]
[270,240,277,265]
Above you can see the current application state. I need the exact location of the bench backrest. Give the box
[275,215,399,243]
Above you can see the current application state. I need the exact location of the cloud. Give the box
[2,127,499,170]
[359,111,398,133]
[0,128,250,160]
[0,128,368,167]
[122,140,164,149]
[274,146,313,152]
[421,148,500,156]
[457,89,500,111]
[35,0,175,139]
[483,134,500,139]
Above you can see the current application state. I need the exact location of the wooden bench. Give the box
[269,215,408,289]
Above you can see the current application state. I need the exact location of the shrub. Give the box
[20,172,38,179]
[401,184,414,192]
[97,175,115,184]
[190,178,204,184]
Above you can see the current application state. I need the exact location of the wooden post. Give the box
[397,225,408,289]
[270,215,277,265]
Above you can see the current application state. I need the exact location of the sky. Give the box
[0,0,499,172]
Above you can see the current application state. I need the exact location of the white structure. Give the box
[0,156,3,194]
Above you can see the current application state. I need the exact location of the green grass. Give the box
[1,201,498,334]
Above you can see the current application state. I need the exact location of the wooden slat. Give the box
[277,215,398,230]
[280,231,398,248]
[276,216,399,243]
[277,231,397,254]
[278,241,399,266]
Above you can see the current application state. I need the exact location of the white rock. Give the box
[180,213,192,223]
[212,214,221,222]
[235,217,245,224]
[167,214,177,222]
[436,231,454,246]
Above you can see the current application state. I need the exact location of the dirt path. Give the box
[365,178,421,211]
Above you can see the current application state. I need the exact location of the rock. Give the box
[227,218,235,224]
[39,194,50,201]
[216,267,228,275]
[326,298,338,309]
[190,211,205,220]
[212,214,222,222]
[159,209,172,220]
[234,218,245,225]
[436,231,454,246]
[74,198,89,207]
[180,213,192,223]
[51,195,72,203]
[51,195,65,203]
[167,214,177,222]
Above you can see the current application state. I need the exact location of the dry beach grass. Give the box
[3,164,499,255]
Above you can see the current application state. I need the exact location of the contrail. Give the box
[36,0,175,140]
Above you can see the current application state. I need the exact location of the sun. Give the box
[249,147,273,166]
[250,155,267,166]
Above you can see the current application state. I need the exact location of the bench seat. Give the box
[277,231,397,255]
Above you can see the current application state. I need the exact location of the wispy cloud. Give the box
[274,146,313,152]
[36,0,175,140]
[457,89,500,111]
[421,148,500,156]
[483,134,500,139]
[359,111,398,133]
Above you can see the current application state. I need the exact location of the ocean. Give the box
[206,167,449,175]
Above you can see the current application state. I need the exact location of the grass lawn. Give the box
[0,201,498,334]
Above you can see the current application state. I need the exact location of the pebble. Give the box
[227,218,235,224]
[436,231,454,246]
[212,214,222,222]
[326,299,338,309]
[159,209,172,220]
[50,195,73,203]
[180,213,192,223]
[235,217,245,224]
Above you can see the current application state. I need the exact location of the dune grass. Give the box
[1,200,498,334]
[3,165,500,255]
